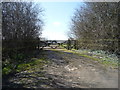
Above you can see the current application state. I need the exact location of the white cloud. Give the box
[52,22,61,26]
[42,31,68,40]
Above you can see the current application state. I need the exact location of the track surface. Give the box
[4,48,118,88]
[43,48,118,88]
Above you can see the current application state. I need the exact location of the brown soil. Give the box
[43,48,118,88]
[3,48,118,88]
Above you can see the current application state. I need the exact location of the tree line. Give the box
[2,2,44,60]
[69,2,119,54]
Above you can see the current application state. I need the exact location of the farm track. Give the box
[3,47,118,88]
[43,48,118,88]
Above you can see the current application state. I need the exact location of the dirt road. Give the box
[4,48,118,88]
[43,48,118,88]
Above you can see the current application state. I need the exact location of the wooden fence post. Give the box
[67,39,71,50]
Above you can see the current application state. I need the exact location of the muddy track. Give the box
[43,48,118,88]
[3,48,118,88]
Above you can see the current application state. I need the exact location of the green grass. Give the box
[78,53,118,68]
[2,58,48,75]
[3,66,12,75]
[52,48,118,68]
[78,54,118,68]
[17,58,48,72]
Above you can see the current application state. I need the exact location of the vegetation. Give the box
[51,48,118,68]
[3,58,47,75]
[2,2,44,52]
[2,2,119,88]
[68,2,119,54]
[2,2,44,76]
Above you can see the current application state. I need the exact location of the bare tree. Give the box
[69,2,118,53]
[2,2,44,58]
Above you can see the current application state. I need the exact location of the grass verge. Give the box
[50,48,118,68]
[3,57,48,76]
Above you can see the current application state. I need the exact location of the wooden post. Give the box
[37,37,40,50]
[67,39,71,50]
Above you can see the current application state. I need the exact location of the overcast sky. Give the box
[40,2,83,40]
